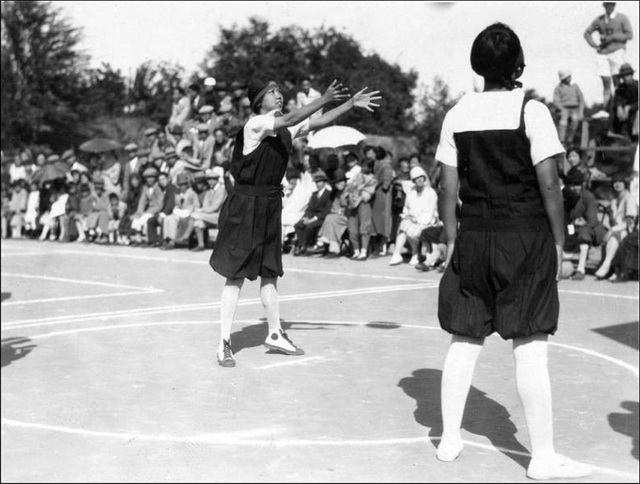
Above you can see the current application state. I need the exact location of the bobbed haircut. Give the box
[470,23,525,83]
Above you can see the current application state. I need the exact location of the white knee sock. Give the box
[220,280,243,345]
[260,278,281,336]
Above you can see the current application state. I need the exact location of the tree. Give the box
[1,0,88,148]
[82,62,128,117]
[129,60,185,125]
[201,17,418,136]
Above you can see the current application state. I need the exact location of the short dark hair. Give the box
[471,23,525,84]
[108,193,119,201]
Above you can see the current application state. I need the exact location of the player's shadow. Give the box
[592,321,639,350]
[1,337,37,368]
[398,368,530,470]
[230,319,350,355]
[1,292,11,303]
[608,401,639,460]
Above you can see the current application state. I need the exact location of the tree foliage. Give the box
[201,17,418,136]
[129,60,184,125]
[1,0,87,148]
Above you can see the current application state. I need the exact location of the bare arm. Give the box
[535,156,565,281]
[308,87,382,132]
[439,163,459,269]
[274,80,349,130]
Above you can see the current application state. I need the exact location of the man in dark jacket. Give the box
[293,171,332,255]
[146,171,176,247]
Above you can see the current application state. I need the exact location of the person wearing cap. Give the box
[134,148,151,175]
[435,23,591,479]
[609,62,638,140]
[388,165,438,266]
[562,166,606,281]
[552,69,585,147]
[197,105,217,130]
[185,166,227,252]
[584,2,633,109]
[146,171,176,248]
[593,173,638,279]
[144,126,159,148]
[197,76,219,114]
[161,172,200,250]
[210,77,381,367]
[193,122,215,170]
[166,124,191,157]
[292,170,332,255]
[129,166,164,246]
[169,86,191,131]
[309,169,350,257]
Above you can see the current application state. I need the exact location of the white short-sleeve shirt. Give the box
[243,110,310,155]
[436,89,564,168]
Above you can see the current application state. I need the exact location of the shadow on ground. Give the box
[608,401,639,461]
[592,321,639,350]
[398,368,531,470]
[1,337,37,368]
[1,292,11,303]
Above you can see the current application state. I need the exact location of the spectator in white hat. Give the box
[552,69,585,148]
[389,165,439,266]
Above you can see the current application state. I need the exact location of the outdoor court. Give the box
[1,238,638,482]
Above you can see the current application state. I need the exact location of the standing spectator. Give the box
[85,178,111,243]
[281,167,311,249]
[584,2,633,110]
[197,105,217,134]
[608,63,638,140]
[146,171,176,248]
[293,171,332,255]
[9,154,28,185]
[120,143,138,201]
[169,86,191,130]
[118,173,143,245]
[189,167,227,252]
[552,69,585,148]
[24,180,40,237]
[296,76,322,121]
[197,77,219,113]
[388,166,439,266]
[594,174,638,278]
[370,146,395,256]
[58,181,80,242]
[310,169,349,257]
[161,172,200,250]
[99,152,122,196]
[344,158,378,260]
[74,183,99,243]
[193,123,215,170]
[562,167,607,280]
[130,167,164,246]
[212,128,234,168]
[106,193,127,244]
[8,180,28,238]
[344,151,362,183]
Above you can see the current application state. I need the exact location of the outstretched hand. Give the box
[351,87,382,112]
[322,80,350,103]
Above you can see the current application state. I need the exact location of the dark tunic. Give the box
[438,99,559,340]
[209,121,291,280]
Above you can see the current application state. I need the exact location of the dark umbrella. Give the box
[78,138,122,154]
[31,164,69,187]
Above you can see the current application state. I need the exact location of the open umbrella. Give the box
[31,164,69,187]
[306,126,366,149]
[79,138,122,154]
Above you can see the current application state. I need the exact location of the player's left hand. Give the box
[351,87,382,112]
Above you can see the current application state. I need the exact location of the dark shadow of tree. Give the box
[608,401,639,460]
[1,337,36,368]
[398,368,530,470]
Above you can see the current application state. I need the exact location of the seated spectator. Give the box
[58,182,80,242]
[24,180,40,237]
[197,105,217,135]
[608,63,638,141]
[389,166,439,266]
[281,167,311,251]
[193,123,215,170]
[391,157,411,249]
[167,125,191,156]
[344,158,377,260]
[73,182,100,243]
[553,69,585,148]
[161,172,200,250]
[309,169,349,258]
[344,151,362,183]
[9,153,28,185]
[212,128,233,167]
[118,173,143,245]
[176,145,204,174]
[149,127,175,160]
[130,167,163,246]
[169,86,191,131]
[562,167,607,280]
[38,181,62,241]
[85,178,111,243]
[0,185,9,238]
[146,171,176,248]
[106,192,127,244]
[188,167,226,252]
[293,171,332,256]
[608,222,639,282]
[8,180,28,238]
[98,152,122,197]
[594,174,638,279]
[119,143,138,201]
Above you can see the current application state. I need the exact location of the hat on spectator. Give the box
[170,125,183,135]
[193,171,207,182]
[564,166,585,186]
[619,63,634,77]
[144,127,158,136]
[124,143,138,152]
[204,77,216,87]
[198,105,214,115]
[136,148,151,158]
[206,167,224,179]
[196,123,210,132]
[61,150,75,161]
[558,69,572,80]
[332,169,347,183]
[176,173,190,185]
[46,154,60,163]
[231,81,246,90]
[240,97,251,108]
[142,166,159,179]
[410,166,428,181]
[313,171,329,183]
[218,101,233,113]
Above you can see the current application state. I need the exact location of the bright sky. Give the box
[55,1,639,107]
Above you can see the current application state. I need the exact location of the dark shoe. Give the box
[415,262,432,272]
[190,245,205,252]
[310,245,327,256]
[571,271,585,281]
[217,340,236,368]
[293,246,305,256]
[160,241,175,250]
[324,252,340,259]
